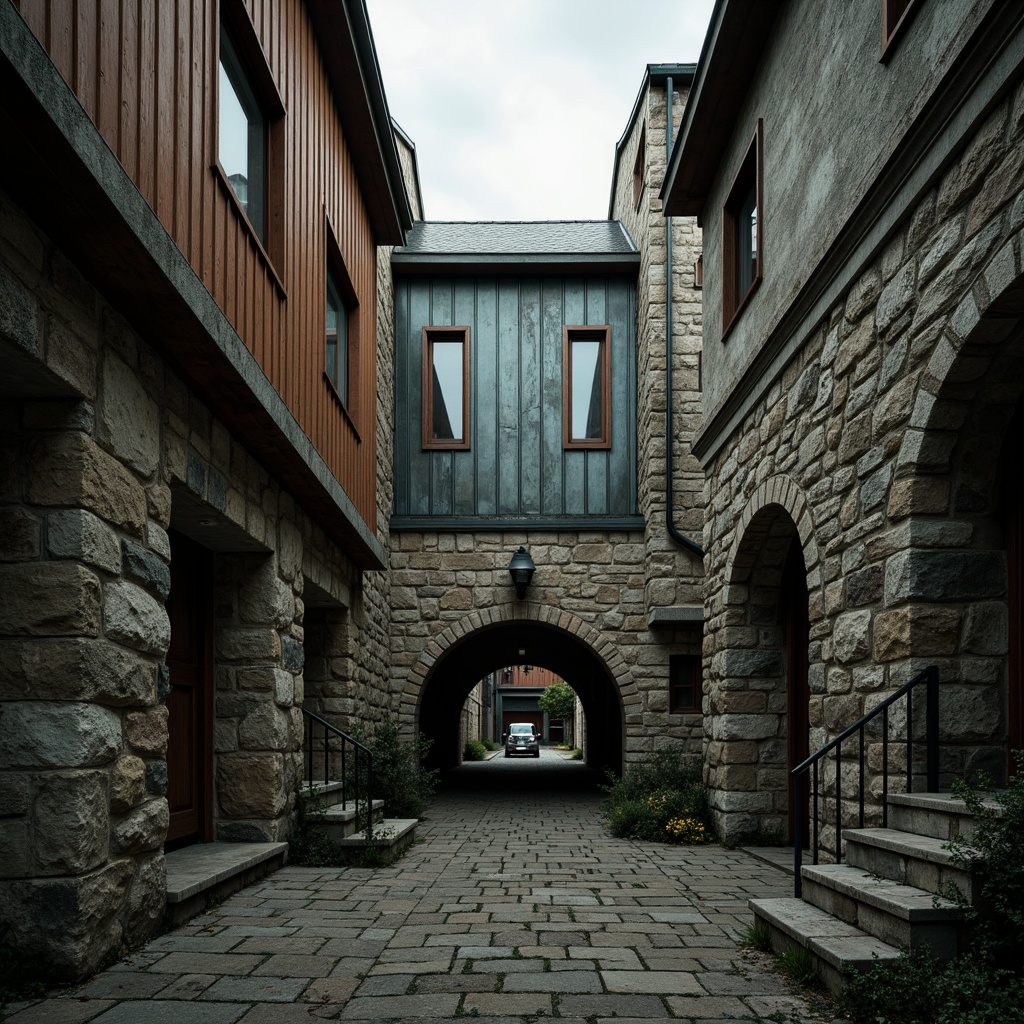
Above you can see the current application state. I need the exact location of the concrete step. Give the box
[887,792,1001,842]
[164,841,288,927]
[844,827,974,902]
[321,799,386,840]
[300,780,353,810]
[801,863,961,957]
[750,896,901,995]
[333,818,419,864]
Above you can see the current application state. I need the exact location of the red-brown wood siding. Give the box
[14,0,379,528]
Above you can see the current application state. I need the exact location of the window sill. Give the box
[721,275,761,343]
[323,371,361,442]
[213,162,287,299]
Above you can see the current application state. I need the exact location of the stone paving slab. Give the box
[7,759,841,1024]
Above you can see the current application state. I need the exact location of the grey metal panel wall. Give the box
[394,275,637,520]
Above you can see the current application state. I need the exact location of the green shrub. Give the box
[602,751,708,842]
[481,738,498,751]
[289,789,341,867]
[463,739,488,761]
[361,718,439,819]
[570,747,583,760]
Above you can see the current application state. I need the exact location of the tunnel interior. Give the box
[417,620,624,777]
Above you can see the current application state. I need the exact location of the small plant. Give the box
[481,738,498,751]
[463,739,488,761]
[357,718,439,819]
[289,788,340,867]
[570,747,584,760]
[776,946,816,987]
[742,920,773,952]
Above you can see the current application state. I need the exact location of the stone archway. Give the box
[897,230,1024,782]
[400,604,637,775]
[707,474,820,842]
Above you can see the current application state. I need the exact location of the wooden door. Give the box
[783,540,810,845]
[166,530,214,847]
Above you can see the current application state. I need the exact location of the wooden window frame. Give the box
[563,326,612,450]
[669,654,703,715]
[633,123,646,210]
[422,327,471,451]
[324,216,360,437]
[881,0,923,63]
[214,0,286,288]
[721,118,763,341]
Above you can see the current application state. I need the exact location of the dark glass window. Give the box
[722,119,762,337]
[325,270,348,406]
[669,654,703,714]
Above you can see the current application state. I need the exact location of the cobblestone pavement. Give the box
[7,752,839,1023]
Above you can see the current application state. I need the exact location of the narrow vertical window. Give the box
[218,27,266,241]
[423,328,470,450]
[669,654,703,714]
[325,270,349,406]
[324,217,359,428]
[633,124,646,209]
[563,326,611,449]
[722,119,763,337]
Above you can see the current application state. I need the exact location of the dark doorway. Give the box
[782,538,810,845]
[417,621,623,778]
[165,530,214,848]
[1003,403,1023,776]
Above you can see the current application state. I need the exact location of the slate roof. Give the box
[392,220,639,271]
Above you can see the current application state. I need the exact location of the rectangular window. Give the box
[633,124,646,209]
[563,326,611,449]
[324,218,359,427]
[422,328,470,450]
[215,3,284,274]
[219,27,266,242]
[669,655,703,714]
[722,119,763,338]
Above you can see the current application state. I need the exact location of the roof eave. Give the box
[391,252,641,276]
[307,0,414,243]
[661,0,783,218]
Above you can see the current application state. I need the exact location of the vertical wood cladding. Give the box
[394,276,637,520]
[14,0,378,528]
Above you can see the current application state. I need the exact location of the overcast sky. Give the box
[365,0,715,222]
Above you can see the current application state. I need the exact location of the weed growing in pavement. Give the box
[741,920,773,952]
[775,946,816,987]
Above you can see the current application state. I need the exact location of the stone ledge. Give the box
[164,841,287,927]
[647,605,704,629]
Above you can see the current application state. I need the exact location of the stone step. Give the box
[887,792,1001,842]
[800,863,961,957]
[300,780,351,810]
[749,896,901,995]
[844,827,974,902]
[333,818,419,863]
[164,841,288,927]
[322,799,386,840]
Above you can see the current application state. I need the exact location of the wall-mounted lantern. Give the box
[507,546,535,599]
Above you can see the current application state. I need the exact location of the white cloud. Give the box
[366,0,715,221]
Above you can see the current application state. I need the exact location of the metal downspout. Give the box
[664,76,704,558]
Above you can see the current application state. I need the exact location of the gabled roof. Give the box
[392,220,639,274]
[661,0,783,217]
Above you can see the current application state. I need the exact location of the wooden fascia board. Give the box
[662,0,782,217]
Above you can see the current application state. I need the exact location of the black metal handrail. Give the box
[301,708,375,838]
[791,664,939,897]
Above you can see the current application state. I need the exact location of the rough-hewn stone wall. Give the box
[701,85,1024,842]
[0,186,389,977]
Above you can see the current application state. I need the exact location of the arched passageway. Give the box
[414,619,625,778]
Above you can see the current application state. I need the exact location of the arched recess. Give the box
[711,475,820,842]
[903,228,1024,782]
[401,604,636,776]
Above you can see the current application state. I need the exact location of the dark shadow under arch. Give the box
[416,620,624,778]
